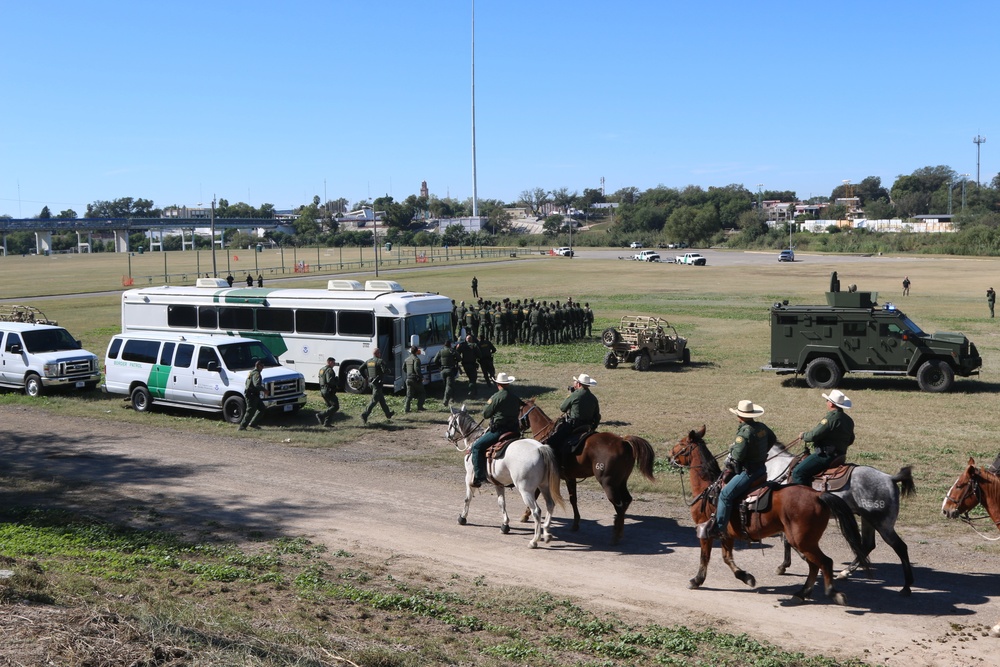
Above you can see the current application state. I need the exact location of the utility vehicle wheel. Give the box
[917,359,954,393]
[24,374,43,397]
[804,357,842,389]
[223,395,246,424]
[633,351,651,372]
[130,385,152,412]
[681,348,691,365]
[601,327,622,347]
[604,350,619,369]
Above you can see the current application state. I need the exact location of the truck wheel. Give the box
[681,348,691,365]
[804,357,842,389]
[917,359,954,392]
[601,327,622,347]
[633,351,651,372]
[604,350,619,369]
[223,395,246,423]
[24,374,43,397]
[130,385,152,412]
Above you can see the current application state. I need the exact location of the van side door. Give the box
[194,345,226,408]
[169,343,196,403]
[2,332,28,386]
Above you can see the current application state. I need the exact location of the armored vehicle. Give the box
[763,272,981,392]
[602,315,690,371]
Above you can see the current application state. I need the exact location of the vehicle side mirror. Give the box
[207,361,219,372]
[9,344,21,354]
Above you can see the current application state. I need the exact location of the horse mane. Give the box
[975,465,1000,525]
[689,431,722,479]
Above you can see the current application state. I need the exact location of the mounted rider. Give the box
[548,373,601,467]
[791,390,854,486]
[470,372,523,487]
[698,399,776,539]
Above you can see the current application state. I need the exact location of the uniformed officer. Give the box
[238,358,268,431]
[360,348,394,425]
[316,356,339,427]
[403,345,426,413]
[791,390,855,485]
[988,288,996,318]
[548,373,601,463]
[456,334,481,397]
[476,335,497,384]
[433,339,457,407]
[470,372,523,487]
[698,399,776,539]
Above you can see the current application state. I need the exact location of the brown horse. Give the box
[518,398,655,544]
[941,457,1000,637]
[669,426,868,604]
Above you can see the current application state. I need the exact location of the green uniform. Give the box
[361,356,393,423]
[715,420,776,531]
[317,363,339,426]
[792,409,855,484]
[433,345,457,406]
[403,352,426,412]
[988,289,996,318]
[239,368,265,430]
[456,339,480,396]
[471,386,523,483]
[559,388,601,428]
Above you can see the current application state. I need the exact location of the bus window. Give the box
[339,311,375,337]
[218,306,254,331]
[407,312,452,347]
[167,305,197,328]
[256,308,294,333]
[198,306,219,330]
[296,309,337,335]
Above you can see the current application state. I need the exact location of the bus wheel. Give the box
[343,364,368,394]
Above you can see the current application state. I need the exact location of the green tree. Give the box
[442,223,469,246]
[86,197,161,218]
[373,195,412,229]
[519,187,549,216]
[56,208,77,219]
[542,214,564,238]
[38,206,52,219]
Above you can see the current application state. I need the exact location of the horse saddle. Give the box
[566,425,594,456]
[740,475,773,512]
[811,461,855,493]
[486,433,519,461]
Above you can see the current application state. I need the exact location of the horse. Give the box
[942,457,1000,638]
[765,442,916,595]
[669,426,869,604]
[446,405,563,548]
[518,398,655,545]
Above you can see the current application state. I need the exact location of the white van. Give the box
[0,322,101,396]
[103,332,307,423]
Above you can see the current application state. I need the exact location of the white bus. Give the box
[120,278,454,393]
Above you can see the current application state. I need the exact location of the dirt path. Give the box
[3,405,998,665]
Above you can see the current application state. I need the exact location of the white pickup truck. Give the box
[632,250,661,262]
[675,252,707,266]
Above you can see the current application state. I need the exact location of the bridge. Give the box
[0,218,286,255]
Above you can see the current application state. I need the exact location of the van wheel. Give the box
[130,386,152,412]
[24,374,43,397]
[917,359,954,392]
[804,357,841,388]
[223,395,246,424]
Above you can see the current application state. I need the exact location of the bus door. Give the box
[391,317,407,393]
[375,316,403,393]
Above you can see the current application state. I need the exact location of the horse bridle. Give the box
[519,402,555,442]
[944,470,1000,538]
[446,413,484,451]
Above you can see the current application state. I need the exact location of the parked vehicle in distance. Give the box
[763,272,982,392]
[779,249,795,262]
[675,252,707,266]
[632,250,661,262]
[553,247,574,257]
[104,332,307,422]
[0,316,101,397]
[629,241,643,249]
[602,315,690,370]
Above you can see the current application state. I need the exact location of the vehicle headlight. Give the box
[43,362,59,377]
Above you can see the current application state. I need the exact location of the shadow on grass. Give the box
[779,375,999,394]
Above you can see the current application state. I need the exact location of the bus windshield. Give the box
[22,328,81,353]
[219,341,280,371]
[407,312,452,348]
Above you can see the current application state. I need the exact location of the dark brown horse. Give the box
[518,398,655,544]
[670,426,868,604]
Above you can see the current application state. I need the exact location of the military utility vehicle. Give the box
[763,272,981,392]
[602,315,690,370]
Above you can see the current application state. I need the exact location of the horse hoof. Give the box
[744,574,756,588]
[501,524,510,534]
[529,541,538,549]
[775,565,787,576]
[832,591,848,606]
[458,516,467,525]
[688,578,702,590]
[899,587,911,597]
[835,569,850,581]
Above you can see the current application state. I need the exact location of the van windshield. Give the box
[219,341,279,371]
[21,328,81,353]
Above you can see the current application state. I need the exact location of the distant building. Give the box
[420,180,429,198]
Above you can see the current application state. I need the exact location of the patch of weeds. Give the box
[481,639,539,661]
[854,450,884,461]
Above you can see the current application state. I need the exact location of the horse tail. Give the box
[819,492,871,572]
[892,465,917,499]
[623,435,656,481]
[540,445,565,509]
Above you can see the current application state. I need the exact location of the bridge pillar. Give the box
[113,229,130,252]
[75,231,92,253]
[148,228,163,251]
[34,231,52,255]
[181,227,196,251]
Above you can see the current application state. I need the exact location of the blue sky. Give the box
[2,1,997,217]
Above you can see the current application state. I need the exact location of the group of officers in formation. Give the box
[451,297,596,346]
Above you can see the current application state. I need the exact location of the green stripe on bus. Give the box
[147,364,170,398]
[237,331,289,358]
[211,288,277,305]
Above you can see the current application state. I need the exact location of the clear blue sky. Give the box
[2,1,997,217]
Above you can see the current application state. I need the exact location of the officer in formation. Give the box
[315,357,339,427]
[432,339,457,407]
[791,390,855,485]
[470,372,522,487]
[237,358,268,431]
[403,345,427,413]
[360,348,394,425]
[450,297,595,347]
[455,334,481,398]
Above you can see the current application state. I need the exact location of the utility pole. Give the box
[974,135,986,189]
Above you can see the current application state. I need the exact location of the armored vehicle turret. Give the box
[763,272,981,392]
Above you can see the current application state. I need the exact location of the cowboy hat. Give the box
[822,389,852,409]
[494,372,516,384]
[573,373,597,386]
[729,399,765,418]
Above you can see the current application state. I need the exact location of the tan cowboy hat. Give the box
[822,389,852,409]
[729,399,765,418]
[494,372,516,384]
[573,373,597,386]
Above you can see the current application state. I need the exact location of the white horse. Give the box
[446,405,563,548]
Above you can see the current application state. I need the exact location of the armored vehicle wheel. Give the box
[223,395,246,424]
[130,385,152,412]
[604,350,619,369]
[633,351,651,372]
[601,327,622,347]
[804,357,842,389]
[917,359,954,392]
[681,348,691,365]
